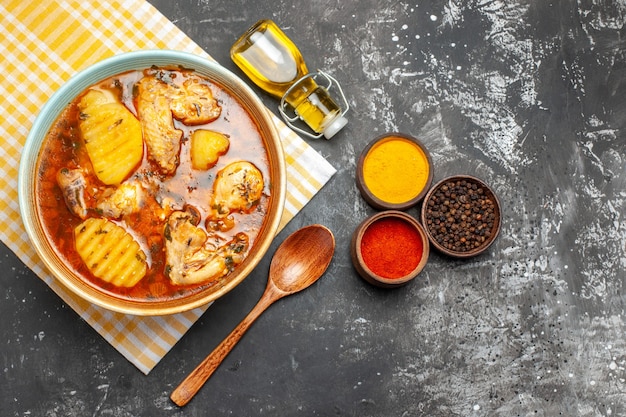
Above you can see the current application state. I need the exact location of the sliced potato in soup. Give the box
[74,217,147,287]
[190,130,230,170]
[78,89,143,185]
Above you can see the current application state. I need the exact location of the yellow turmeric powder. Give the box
[362,136,430,204]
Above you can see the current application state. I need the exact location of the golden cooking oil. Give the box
[231,20,348,139]
[288,81,344,135]
[231,20,307,98]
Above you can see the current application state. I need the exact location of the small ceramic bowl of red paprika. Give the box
[350,210,429,288]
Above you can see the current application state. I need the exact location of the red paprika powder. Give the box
[360,216,423,279]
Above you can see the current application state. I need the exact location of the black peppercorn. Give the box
[424,178,499,254]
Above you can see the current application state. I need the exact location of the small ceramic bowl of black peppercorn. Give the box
[420,175,501,258]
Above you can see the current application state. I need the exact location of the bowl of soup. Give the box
[18,50,286,315]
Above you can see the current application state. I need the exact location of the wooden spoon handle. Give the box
[170,292,277,407]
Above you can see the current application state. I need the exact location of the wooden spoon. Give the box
[170,224,335,407]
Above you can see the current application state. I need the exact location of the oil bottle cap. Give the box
[323,115,348,139]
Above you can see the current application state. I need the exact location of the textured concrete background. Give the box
[2,0,625,415]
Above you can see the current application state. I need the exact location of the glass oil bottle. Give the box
[230,19,349,139]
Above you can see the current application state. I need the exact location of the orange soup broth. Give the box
[35,68,271,302]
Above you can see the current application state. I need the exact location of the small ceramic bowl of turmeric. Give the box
[356,133,433,211]
[351,210,429,288]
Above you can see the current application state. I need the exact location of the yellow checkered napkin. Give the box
[0,0,336,374]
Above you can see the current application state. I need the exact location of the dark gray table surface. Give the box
[3,0,625,415]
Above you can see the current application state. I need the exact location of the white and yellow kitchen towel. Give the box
[0,0,336,374]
